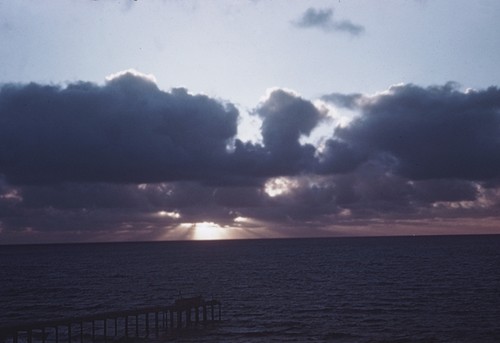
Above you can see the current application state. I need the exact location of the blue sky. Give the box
[2,0,499,106]
[1,0,500,243]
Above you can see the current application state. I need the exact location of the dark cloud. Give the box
[293,8,365,36]
[411,179,478,203]
[2,76,500,243]
[255,89,324,174]
[316,139,370,174]
[0,75,327,187]
[330,83,500,181]
[330,161,414,215]
[0,72,238,185]
[311,162,483,221]
[20,183,149,210]
[226,89,326,181]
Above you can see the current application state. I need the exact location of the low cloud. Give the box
[0,74,325,187]
[325,83,500,181]
[0,72,239,185]
[293,8,365,36]
[2,74,500,243]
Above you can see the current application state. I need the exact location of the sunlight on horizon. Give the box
[193,221,228,240]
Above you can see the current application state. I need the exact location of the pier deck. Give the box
[0,297,221,343]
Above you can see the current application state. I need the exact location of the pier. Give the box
[0,296,221,343]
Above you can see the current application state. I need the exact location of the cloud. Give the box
[0,71,239,185]
[255,89,325,173]
[293,8,365,36]
[3,75,500,243]
[228,89,327,181]
[412,179,479,203]
[327,83,500,181]
[0,75,328,187]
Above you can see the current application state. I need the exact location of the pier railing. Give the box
[0,296,221,343]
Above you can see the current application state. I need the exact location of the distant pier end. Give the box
[0,296,221,343]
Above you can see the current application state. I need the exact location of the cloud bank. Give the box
[0,72,238,185]
[322,83,500,180]
[1,72,500,243]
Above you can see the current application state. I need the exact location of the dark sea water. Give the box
[1,235,500,342]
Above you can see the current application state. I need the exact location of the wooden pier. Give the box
[0,296,221,343]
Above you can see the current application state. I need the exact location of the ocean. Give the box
[1,235,500,342]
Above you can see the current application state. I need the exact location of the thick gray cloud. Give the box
[0,72,238,185]
[229,89,324,180]
[293,8,365,36]
[0,75,326,187]
[412,179,479,203]
[0,75,334,242]
[316,139,369,174]
[326,83,500,181]
[256,89,324,173]
[2,77,500,243]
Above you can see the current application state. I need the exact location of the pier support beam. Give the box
[177,310,182,329]
[186,308,191,327]
[135,315,139,337]
[155,312,159,337]
[104,319,107,342]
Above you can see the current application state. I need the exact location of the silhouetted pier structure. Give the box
[0,296,221,343]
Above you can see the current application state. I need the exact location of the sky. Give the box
[1,0,500,244]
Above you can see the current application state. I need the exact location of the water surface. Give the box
[1,235,500,342]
